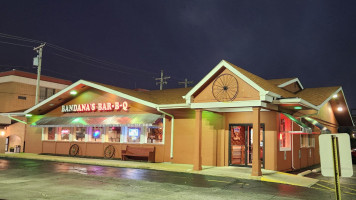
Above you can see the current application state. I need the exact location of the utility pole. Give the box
[178,78,193,88]
[155,70,170,90]
[33,43,46,105]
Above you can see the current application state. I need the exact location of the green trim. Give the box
[8,116,27,124]
[282,113,309,129]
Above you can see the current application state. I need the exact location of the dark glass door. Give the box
[230,124,264,167]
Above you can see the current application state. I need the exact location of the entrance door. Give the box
[229,124,264,167]
[5,136,9,152]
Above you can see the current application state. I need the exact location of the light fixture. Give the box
[337,106,343,111]
[333,94,338,98]
[294,106,302,110]
[25,114,32,117]
[0,131,5,136]
[70,90,77,95]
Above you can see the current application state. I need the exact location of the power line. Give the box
[0,32,44,44]
[0,32,189,84]
[0,40,33,48]
[0,32,157,76]
[52,53,147,76]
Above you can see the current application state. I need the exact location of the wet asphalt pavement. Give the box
[0,158,355,199]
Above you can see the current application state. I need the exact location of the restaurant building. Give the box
[21,60,354,175]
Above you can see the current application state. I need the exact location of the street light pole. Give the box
[33,43,46,105]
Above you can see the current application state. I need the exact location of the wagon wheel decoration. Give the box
[104,145,115,159]
[212,74,239,102]
[69,144,80,156]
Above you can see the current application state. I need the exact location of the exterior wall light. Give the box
[333,94,338,98]
[70,90,78,95]
[25,114,32,117]
[0,131,5,136]
[337,106,343,111]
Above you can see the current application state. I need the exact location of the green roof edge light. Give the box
[70,90,78,95]
[294,106,302,110]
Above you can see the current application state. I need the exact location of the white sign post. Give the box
[319,133,353,200]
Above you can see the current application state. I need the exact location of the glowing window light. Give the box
[93,130,101,138]
[61,129,70,134]
[70,90,77,95]
[337,107,343,112]
[333,94,338,98]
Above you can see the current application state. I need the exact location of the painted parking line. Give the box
[207,179,232,184]
[314,181,356,196]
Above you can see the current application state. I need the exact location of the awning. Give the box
[30,114,163,128]
[303,117,331,134]
[283,113,312,134]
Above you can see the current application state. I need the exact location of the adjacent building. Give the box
[0,70,71,153]
[17,60,354,174]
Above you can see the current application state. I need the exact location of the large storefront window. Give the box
[279,114,292,151]
[42,124,163,144]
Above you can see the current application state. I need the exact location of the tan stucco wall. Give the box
[0,82,36,112]
[225,111,278,170]
[6,120,26,152]
[193,68,260,103]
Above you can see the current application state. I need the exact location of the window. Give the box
[89,127,103,142]
[59,128,71,141]
[74,127,86,141]
[18,96,26,100]
[279,114,292,151]
[40,87,55,101]
[47,127,56,140]
[301,134,315,148]
[107,127,120,142]
[127,127,140,143]
[147,127,163,144]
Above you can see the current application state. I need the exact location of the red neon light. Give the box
[61,129,70,134]
[62,101,129,113]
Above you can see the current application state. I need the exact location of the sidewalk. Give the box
[0,153,318,187]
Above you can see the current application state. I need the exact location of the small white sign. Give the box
[319,134,353,177]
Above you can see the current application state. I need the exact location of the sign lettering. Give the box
[62,101,129,113]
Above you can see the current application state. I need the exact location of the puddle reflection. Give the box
[0,159,9,170]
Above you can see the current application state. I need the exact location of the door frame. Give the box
[5,136,9,152]
[229,123,265,168]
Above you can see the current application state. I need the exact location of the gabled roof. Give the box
[0,70,72,85]
[226,61,296,98]
[268,78,296,86]
[92,81,190,104]
[296,86,341,107]
[25,80,191,114]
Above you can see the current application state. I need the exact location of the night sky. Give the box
[1,1,356,109]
